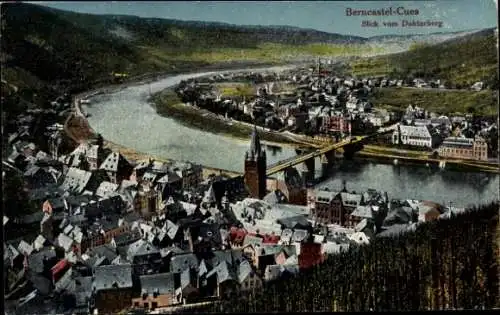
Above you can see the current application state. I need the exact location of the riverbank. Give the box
[151,88,316,149]
[357,149,500,174]
[151,86,499,174]
[65,110,241,179]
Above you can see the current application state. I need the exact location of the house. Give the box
[237,259,262,293]
[171,161,203,191]
[24,165,58,189]
[42,197,67,215]
[348,205,374,228]
[206,260,237,299]
[312,190,343,225]
[156,172,183,200]
[340,192,363,227]
[60,167,93,195]
[321,115,351,135]
[348,231,370,245]
[95,181,119,198]
[132,273,177,311]
[392,124,441,148]
[126,239,162,275]
[471,81,484,91]
[100,151,133,184]
[66,276,94,314]
[416,201,442,222]
[438,136,488,161]
[92,264,134,314]
[170,253,199,274]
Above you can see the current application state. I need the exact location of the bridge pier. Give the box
[321,150,336,178]
[301,157,315,185]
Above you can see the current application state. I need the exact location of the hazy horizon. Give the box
[30,1,498,37]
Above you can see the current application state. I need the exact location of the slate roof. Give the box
[126,239,159,261]
[276,215,311,229]
[340,192,362,208]
[291,229,309,243]
[72,276,93,307]
[61,167,92,194]
[93,264,133,291]
[259,244,283,257]
[202,185,216,204]
[237,260,253,283]
[398,125,432,138]
[157,172,182,184]
[206,260,234,283]
[142,172,158,183]
[163,220,179,240]
[87,145,100,160]
[33,235,47,250]
[57,233,74,252]
[210,250,234,268]
[87,244,118,262]
[112,230,142,248]
[28,248,57,274]
[45,196,67,210]
[284,254,299,265]
[198,259,208,277]
[170,253,199,273]
[95,181,119,198]
[100,152,131,172]
[263,190,287,205]
[383,207,413,226]
[18,240,34,256]
[180,268,192,289]
[243,235,263,248]
[140,273,175,295]
[351,205,374,219]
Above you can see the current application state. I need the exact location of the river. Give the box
[83,69,499,208]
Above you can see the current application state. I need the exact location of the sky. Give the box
[33,0,498,37]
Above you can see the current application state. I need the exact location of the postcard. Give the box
[2,1,499,313]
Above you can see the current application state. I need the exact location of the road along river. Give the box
[83,69,499,208]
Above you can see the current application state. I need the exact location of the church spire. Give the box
[248,125,262,160]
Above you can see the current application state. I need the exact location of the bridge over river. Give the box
[266,124,398,179]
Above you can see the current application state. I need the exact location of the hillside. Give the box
[183,202,499,312]
[350,28,499,88]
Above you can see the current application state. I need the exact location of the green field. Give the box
[370,87,498,116]
[141,43,385,64]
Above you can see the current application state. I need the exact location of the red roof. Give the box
[262,234,280,244]
[229,227,248,244]
[51,259,70,276]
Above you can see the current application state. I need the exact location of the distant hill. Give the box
[0,1,369,101]
[1,1,494,107]
[350,27,499,88]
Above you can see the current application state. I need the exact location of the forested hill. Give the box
[350,27,499,88]
[0,1,366,109]
[183,202,499,312]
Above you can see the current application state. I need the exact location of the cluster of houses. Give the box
[3,66,492,314]
[391,105,496,161]
[176,69,398,139]
[3,116,468,315]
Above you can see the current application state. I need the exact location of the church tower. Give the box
[244,126,267,199]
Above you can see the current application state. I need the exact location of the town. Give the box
[4,63,497,315]
[170,64,497,163]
